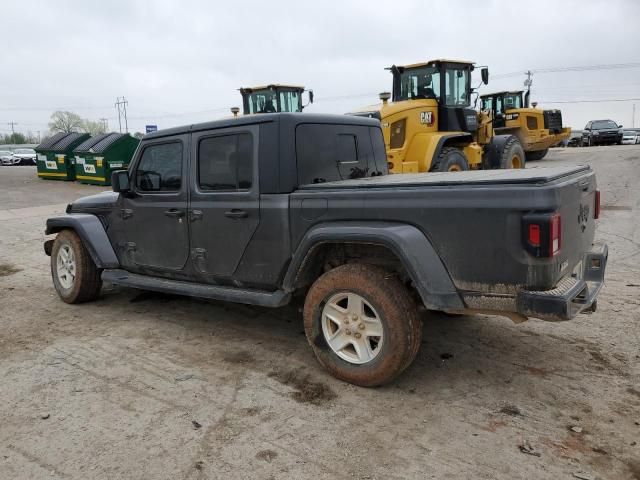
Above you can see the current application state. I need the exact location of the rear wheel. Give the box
[525,148,548,161]
[303,264,422,387]
[431,147,469,172]
[51,230,102,304]
[499,137,525,169]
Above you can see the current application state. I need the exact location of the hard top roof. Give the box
[144,112,379,140]
[240,84,305,92]
[394,59,475,70]
[480,90,524,97]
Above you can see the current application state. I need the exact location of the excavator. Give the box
[479,90,571,161]
[351,59,526,173]
[237,84,313,114]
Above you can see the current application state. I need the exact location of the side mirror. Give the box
[618,124,623,128]
[112,169,131,193]
[481,67,489,85]
[308,90,314,104]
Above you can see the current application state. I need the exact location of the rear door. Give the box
[189,126,260,280]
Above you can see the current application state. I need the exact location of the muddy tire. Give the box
[51,229,102,304]
[499,136,525,169]
[431,147,469,172]
[525,148,548,161]
[303,264,422,387]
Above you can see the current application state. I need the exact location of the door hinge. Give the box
[121,208,133,220]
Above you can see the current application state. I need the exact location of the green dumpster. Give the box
[35,132,90,181]
[73,133,140,186]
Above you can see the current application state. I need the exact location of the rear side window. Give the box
[296,124,379,185]
[135,142,183,192]
[198,133,253,191]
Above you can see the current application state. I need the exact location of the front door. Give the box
[189,126,260,281]
[120,135,190,272]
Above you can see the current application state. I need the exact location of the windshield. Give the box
[397,66,441,102]
[244,89,278,114]
[0,151,12,155]
[444,67,470,106]
[503,93,522,109]
[15,149,35,154]
[592,120,619,129]
[278,89,302,112]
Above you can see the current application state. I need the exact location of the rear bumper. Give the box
[516,244,608,321]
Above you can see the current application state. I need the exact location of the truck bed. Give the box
[291,165,598,297]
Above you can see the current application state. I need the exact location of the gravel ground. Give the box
[1,147,639,480]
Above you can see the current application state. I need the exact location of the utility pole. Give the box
[115,97,129,133]
[524,70,533,107]
[100,118,109,132]
[7,121,18,134]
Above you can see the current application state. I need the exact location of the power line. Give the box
[493,61,640,80]
[115,96,129,133]
[539,97,640,104]
[7,121,18,134]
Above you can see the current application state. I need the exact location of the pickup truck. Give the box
[44,113,607,387]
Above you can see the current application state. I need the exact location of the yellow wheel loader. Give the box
[351,59,525,173]
[238,84,313,114]
[480,90,571,161]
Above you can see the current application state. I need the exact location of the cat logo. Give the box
[420,111,434,126]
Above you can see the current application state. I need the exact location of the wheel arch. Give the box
[45,214,119,269]
[283,222,464,310]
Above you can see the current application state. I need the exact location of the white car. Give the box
[11,148,37,165]
[0,150,15,166]
[621,130,640,145]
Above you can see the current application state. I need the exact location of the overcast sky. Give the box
[2,0,640,137]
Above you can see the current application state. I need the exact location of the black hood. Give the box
[68,191,119,213]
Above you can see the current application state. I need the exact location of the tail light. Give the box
[522,212,562,258]
[594,190,600,219]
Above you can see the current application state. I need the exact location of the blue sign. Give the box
[145,125,158,134]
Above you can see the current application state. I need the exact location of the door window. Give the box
[135,142,183,192]
[198,133,253,191]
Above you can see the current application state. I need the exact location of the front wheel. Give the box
[499,137,525,169]
[431,147,469,172]
[51,230,102,304]
[303,264,422,387]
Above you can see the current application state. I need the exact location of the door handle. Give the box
[189,209,203,221]
[224,209,248,219]
[164,209,185,218]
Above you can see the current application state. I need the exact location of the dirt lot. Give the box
[1,148,639,480]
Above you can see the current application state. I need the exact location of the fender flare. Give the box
[282,221,464,311]
[45,214,119,269]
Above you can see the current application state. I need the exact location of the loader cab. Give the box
[239,84,313,115]
[389,60,485,133]
[481,91,524,128]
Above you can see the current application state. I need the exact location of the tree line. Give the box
[0,111,143,145]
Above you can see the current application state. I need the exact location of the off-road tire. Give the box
[499,136,525,169]
[431,147,470,172]
[51,229,102,304]
[303,264,422,387]
[525,148,548,161]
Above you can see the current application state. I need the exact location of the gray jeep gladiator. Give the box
[44,113,607,386]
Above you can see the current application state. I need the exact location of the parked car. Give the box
[43,113,607,387]
[567,131,583,147]
[582,119,623,146]
[11,148,37,165]
[0,150,15,166]
[621,129,640,145]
